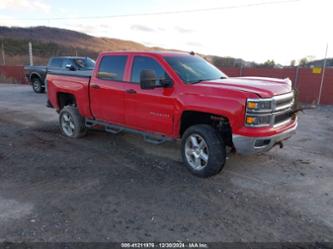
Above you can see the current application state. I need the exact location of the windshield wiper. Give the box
[189,79,207,84]
[189,76,226,84]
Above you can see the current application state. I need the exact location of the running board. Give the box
[85,119,171,145]
[105,126,123,134]
[144,135,167,145]
[85,120,97,128]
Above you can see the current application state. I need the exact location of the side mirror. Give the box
[140,69,157,89]
[65,64,76,71]
[160,78,173,88]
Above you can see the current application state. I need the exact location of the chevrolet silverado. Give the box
[46,51,297,177]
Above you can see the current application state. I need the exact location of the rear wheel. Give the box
[181,124,226,177]
[59,106,87,138]
[32,78,45,93]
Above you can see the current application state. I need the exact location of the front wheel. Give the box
[59,106,87,138]
[181,124,226,177]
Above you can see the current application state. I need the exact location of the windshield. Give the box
[164,55,227,84]
[73,57,96,70]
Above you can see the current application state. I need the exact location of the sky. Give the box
[0,0,332,65]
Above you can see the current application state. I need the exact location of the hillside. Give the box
[0,26,256,67]
[0,26,165,65]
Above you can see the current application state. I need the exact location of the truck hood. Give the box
[195,77,292,98]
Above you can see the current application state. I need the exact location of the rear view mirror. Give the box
[140,69,157,89]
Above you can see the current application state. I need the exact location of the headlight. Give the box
[245,98,273,127]
[246,99,272,113]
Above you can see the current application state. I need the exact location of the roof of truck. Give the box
[50,56,91,59]
[99,51,194,57]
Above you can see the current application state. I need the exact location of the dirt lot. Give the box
[0,84,332,242]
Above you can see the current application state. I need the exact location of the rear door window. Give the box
[97,56,127,81]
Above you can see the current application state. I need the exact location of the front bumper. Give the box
[232,123,297,154]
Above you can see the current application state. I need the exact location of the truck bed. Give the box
[24,65,47,80]
[25,65,47,70]
[47,69,92,78]
[47,70,93,119]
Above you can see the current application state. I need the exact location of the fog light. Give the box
[246,116,256,124]
[245,115,271,126]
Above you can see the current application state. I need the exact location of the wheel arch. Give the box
[178,110,233,147]
[57,92,77,110]
[30,72,42,82]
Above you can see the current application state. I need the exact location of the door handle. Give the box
[91,84,101,89]
[126,89,137,94]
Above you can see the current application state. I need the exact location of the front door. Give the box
[123,55,175,136]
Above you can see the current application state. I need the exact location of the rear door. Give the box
[122,55,175,136]
[89,55,128,125]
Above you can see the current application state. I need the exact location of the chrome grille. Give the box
[272,92,295,126]
[245,91,295,127]
[273,110,293,126]
[273,92,294,112]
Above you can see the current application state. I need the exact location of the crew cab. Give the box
[24,56,95,93]
[46,51,297,177]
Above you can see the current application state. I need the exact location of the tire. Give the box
[181,124,226,177]
[32,78,45,93]
[59,106,87,138]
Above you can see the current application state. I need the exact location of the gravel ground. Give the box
[0,84,332,242]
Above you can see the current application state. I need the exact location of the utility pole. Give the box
[294,65,300,87]
[28,42,33,66]
[1,40,5,65]
[317,43,328,105]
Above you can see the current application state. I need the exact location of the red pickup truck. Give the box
[47,51,297,177]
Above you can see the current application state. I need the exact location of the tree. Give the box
[257,59,275,68]
[298,56,315,67]
[290,60,296,66]
[299,57,308,66]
